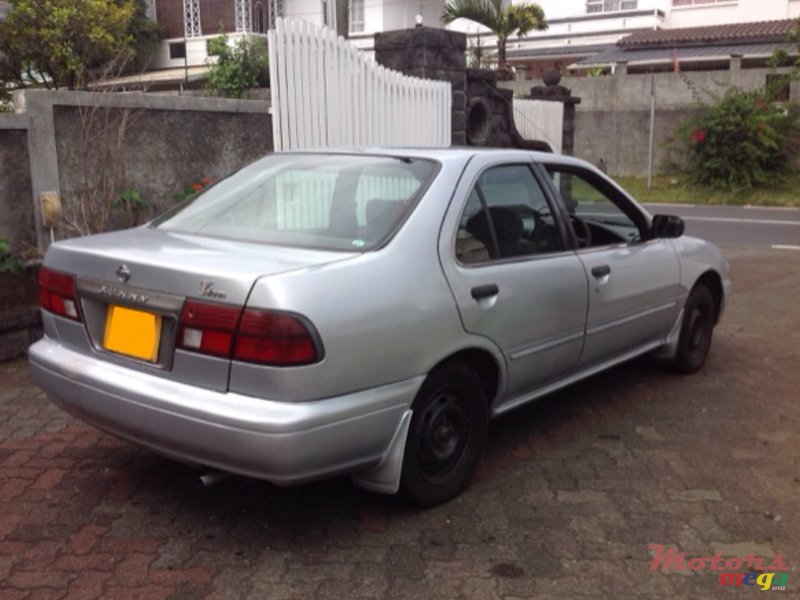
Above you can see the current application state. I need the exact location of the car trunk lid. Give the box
[42,226,353,390]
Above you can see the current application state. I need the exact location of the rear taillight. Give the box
[177,300,321,366]
[178,300,241,358]
[235,310,319,365]
[38,267,81,321]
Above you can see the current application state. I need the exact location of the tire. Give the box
[674,284,716,374]
[399,362,488,507]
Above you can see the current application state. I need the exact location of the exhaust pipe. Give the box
[199,470,230,488]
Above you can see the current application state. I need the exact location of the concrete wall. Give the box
[0,115,34,253]
[501,67,798,108]
[502,67,800,176]
[576,106,697,177]
[12,90,272,247]
[52,101,273,225]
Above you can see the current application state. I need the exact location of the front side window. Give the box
[456,164,562,264]
[156,154,437,251]
[544,166,645,248]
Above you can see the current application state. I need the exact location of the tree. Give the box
[442,0,547,77]
[124,0,162,72]
[206,34,269,99]
[0,0,135,89]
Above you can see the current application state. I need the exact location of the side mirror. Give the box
[651,214,684,239]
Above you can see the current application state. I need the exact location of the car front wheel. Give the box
[399,362,488,507]
[674,284,716,374]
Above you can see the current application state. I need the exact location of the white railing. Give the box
[512,99,564,154]
[268,18,451,151]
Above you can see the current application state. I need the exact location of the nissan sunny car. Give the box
[29,149,731,506]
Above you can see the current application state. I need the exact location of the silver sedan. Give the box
[29,149,731,506]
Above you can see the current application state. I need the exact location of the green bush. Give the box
[206,34,269,99]
[0,238,24,273]
[675,84,800,191]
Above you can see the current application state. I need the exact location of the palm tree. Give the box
[442,0,547,76]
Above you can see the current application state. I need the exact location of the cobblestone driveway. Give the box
[1,245,799,599]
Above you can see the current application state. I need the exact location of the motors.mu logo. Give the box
[649,544,790,591]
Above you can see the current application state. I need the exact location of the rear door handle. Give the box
[471,284,499,300]
[591,265,611,278]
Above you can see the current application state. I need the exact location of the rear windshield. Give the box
[154,154,438,251]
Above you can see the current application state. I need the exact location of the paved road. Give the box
[643,203,800,248]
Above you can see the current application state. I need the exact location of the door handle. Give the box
[591,265,611,278]
[471,284,499,300]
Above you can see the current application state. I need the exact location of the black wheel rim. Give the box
[687,300,712,363]
[416,391,473,483]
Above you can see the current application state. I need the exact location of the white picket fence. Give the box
[512,99,564,154]
[268,19,452,151]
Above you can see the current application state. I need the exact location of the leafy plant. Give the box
[442,0,547,77]
[206,34,269,99]
[673,84,800,191]
[112,188,149,227]
[0,238,25,273]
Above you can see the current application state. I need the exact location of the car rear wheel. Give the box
[399,362,488,507]
[674,284,716,374]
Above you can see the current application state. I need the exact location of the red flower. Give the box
[192,183,202,192]
[200,177,212,186]
[692,130,706,144]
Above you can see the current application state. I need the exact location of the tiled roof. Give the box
[618,19,796,48]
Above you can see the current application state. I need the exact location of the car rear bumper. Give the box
[29,336,422,486]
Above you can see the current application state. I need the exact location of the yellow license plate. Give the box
[103,305,162,363]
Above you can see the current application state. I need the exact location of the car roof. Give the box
[275,147,589,168]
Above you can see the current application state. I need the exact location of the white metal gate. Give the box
[512,99,564,154]
[268,18,451,151]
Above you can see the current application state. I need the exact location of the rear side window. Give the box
[155,154,438,251]
[456,164,562,264]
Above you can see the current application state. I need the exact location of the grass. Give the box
[613,173,800,208]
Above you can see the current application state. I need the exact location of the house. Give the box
[147,0,335,71]
[120,0,800,83]
[574,18,800,74]
[442,0,800,78]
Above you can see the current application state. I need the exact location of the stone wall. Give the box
[375,27,468,145]
[375,27,549,151]
[0,115,34,253]
[53,102,273,225]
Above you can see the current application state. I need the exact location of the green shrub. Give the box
[206,34,268,99]
[675,84,800,191]
[0,238,24,273]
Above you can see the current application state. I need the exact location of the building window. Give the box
[255,2,265,33]
[586,0,637,13]
[169,42,186,59]
[672,0,735,5]
[236,0,252,32]
[268,0,283,29]
[183,0,201,37]
[350,0,364,33]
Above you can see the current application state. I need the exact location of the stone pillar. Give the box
[528,73,581,157]
[374,27,467,145]
[614,61,628,77]
[730,53,742,72]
